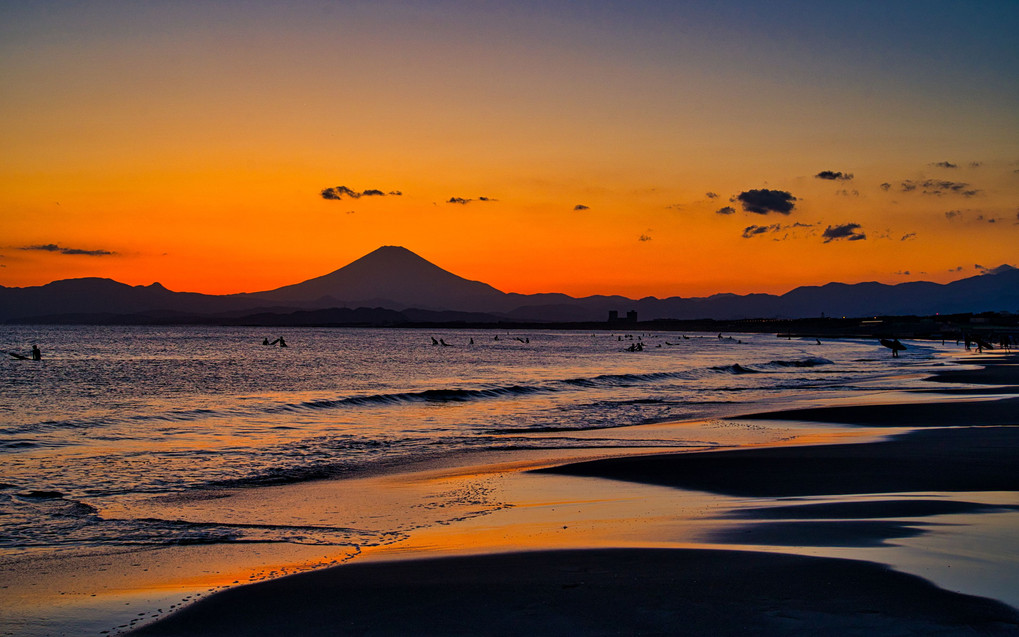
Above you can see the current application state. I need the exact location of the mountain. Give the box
[1,247,1017,324]
[249,246,509,311]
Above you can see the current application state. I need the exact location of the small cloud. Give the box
[638,233,652,242]
[880,182,891,191]
[948,265,965,273]
[815,170,854,181]
[835,189,859,197]
[894,270,911,276]
[741,224,780,238]
[705,192,719,199]
[969,162,982,168]
[321,186,402,200]
[447,196,495,205]
[20,243,116,256]
[975,214,1001,223]
[901,179,980,197]
[735,189,797,215]
[944,209,962,220]
[900,233,918,241]
[573,204,590,211]
[715,206,736,215]
[930,161,958,168]
[821,223,866,243]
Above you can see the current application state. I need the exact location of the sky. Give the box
[2,1,1017,299]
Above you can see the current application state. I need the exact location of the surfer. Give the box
[278,336,287,348]
[31,345,41,360]
[879,338,906,357]
[431,337,439,345]
[263,338,270,346]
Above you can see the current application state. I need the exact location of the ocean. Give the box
[0,325,957,560]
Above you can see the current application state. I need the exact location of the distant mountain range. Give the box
[1,246,1017,325]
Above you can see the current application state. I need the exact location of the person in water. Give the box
[263,338,270,346]
[31,344,42,360]
[278,336,287,347]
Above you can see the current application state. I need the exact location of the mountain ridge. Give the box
[1,247,1017,323]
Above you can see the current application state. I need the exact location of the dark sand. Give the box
[130,354,1019,636]
[130,549,1019,637]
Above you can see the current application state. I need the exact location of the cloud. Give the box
[900,233,917,241]
[735,189,797,215]
[894,270,911,276]
[715,206,736,215]
[901,179,980,197]
[21,243,116,256]
[447,196,496,205]
[930,161,958,168]
[741,224,781,238]
[741,222,815,239]
[835,189,859,197]
[320,186,402,200]
[821,223,866,243]
[880,182,891,191]
[969,161,982,168]
[944,209,962,220]
[705,192,719,199]
[638,234,652,242]
[573,204,590,211]
[948,266,965,273]
[815,170,854,181]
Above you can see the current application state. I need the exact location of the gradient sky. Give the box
[2,1,1017,298]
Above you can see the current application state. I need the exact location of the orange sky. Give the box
[2,2,1017,299]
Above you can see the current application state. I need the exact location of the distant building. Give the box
[608,310,638,323]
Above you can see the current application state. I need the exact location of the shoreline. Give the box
[5,350,1018,635]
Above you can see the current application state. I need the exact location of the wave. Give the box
[760,357,834,369]
[0,357,838,437]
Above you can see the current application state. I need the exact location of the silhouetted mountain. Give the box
[1,247,1017,324]
[250,246,509,311]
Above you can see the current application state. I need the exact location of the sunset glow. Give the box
[2,1,1016,298]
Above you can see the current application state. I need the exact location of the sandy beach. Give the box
[4,350,1017,636]
[113,353,1019,635]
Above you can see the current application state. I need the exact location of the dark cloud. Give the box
[638,234,652,242]
[900,233,917,241]
[715,206,736,215]
[894,270,911,276]
[741,224,781,238]
[822,223,866,243]
[735,189,797,215]
[21,243,116,256]
[880,182,891,191]
[815,170,854,181]
[901,179,980,197]
[573,204,590,211]
[930,161,958,169]
[705,192,719,199]
[320,186,402,200]
[944,210,962,220]
[740,222,814,239]
[975,214,1000,223]
[447,196,495,205]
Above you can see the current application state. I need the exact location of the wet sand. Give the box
[123,353,1019,635]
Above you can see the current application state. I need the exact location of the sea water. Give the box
[0,326,956,557]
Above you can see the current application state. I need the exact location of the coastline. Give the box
[5,350,1018,635]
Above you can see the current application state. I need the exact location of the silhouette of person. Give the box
[278,336,287,348]
[31,345,41,361]
[263,338,270,346]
